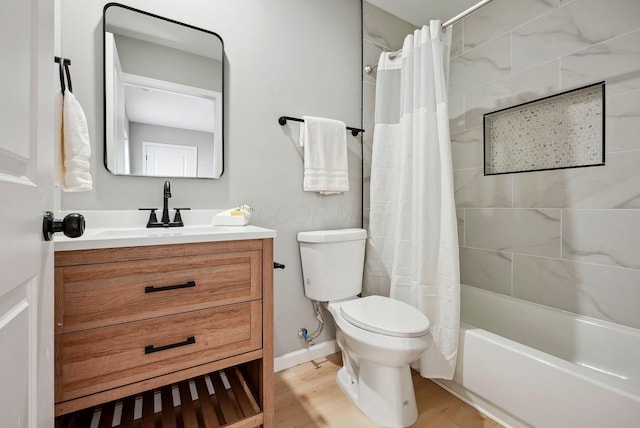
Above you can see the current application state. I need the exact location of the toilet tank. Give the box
[297,229,367,302]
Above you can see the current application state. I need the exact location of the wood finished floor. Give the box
[274,353,502,428]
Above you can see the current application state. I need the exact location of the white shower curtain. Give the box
[363,22,460,379]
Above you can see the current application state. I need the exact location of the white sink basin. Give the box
[93,225,235,238]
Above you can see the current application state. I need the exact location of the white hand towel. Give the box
[299,116,349,195]
[62,91,93,192]
[54,90,64,187]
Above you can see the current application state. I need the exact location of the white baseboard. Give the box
[274,340,338,373]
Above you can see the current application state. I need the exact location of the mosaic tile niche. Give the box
[484,82,605,175]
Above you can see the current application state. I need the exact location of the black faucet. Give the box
[139,180,190,228]
[161,180,172,224]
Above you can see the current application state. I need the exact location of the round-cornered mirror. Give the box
[103,3,224,179]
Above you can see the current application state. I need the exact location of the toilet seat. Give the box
[339,295,430,338]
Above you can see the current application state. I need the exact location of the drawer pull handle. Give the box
[145,336,196,354]
[145,280,196,293]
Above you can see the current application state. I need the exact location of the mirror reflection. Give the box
[103,3,224,178]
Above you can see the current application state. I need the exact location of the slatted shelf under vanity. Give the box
[54,367,262,428]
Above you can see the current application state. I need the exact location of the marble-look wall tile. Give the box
[607,90,640,153]
[450,22,463,58]
[457,208,465,246]
[362,81,376,151]
[562,209,640,269]
[450,33,511,94]
[446,0,640,328]
[363,4,414,227]
[362,83,373,227]
[513,255,640,329]
[460,247,512,294]
[363,41,385,84]
[466,208,561,257]
[513,151,640,209]
[451,127,483,170]
[464,0,557,50]
[561,29,640,95]
[363,2,415,53]
[449,92,465,133]
[362,202,370,229]
[465,60,560,129]
[512,0,640,73]
[454,168,512,207]
[363,3,415,85]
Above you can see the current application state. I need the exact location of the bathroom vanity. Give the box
[53,224,275,427]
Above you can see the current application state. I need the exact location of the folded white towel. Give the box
[62,91,93,192]
[299,116,349,195]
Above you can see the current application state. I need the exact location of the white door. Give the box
[105,31,129,175]
[0,0,55,426]
[143,141,198,177]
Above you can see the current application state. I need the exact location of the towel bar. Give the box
[279,115,365,136]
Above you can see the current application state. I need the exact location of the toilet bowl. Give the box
[328,296,431,427]
[297,229,432,427]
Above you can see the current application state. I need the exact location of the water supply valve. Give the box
[298,328,309,341]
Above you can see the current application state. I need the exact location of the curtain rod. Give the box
[364,0,494,74]
[441,0,494,28]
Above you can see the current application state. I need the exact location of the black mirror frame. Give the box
[102,2,225,179]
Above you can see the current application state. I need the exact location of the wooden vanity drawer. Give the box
[56,250,262,334]
[55,300,262,403]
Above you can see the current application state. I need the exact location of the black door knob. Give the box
[43,212,85,241]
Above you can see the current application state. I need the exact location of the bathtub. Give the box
[434,285,640,428]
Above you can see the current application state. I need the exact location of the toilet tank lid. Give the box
[297,228,367,243]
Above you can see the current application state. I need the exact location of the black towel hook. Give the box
[54,57,72,95]
[57,59,66,95]
[63,62,73,93]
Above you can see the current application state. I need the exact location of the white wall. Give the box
[114,34,222,91]
[59,0,363,357]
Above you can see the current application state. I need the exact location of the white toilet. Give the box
[297,228,432,428]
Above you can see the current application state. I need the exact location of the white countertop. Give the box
[53,210,276,251]
[54,224,276,251]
